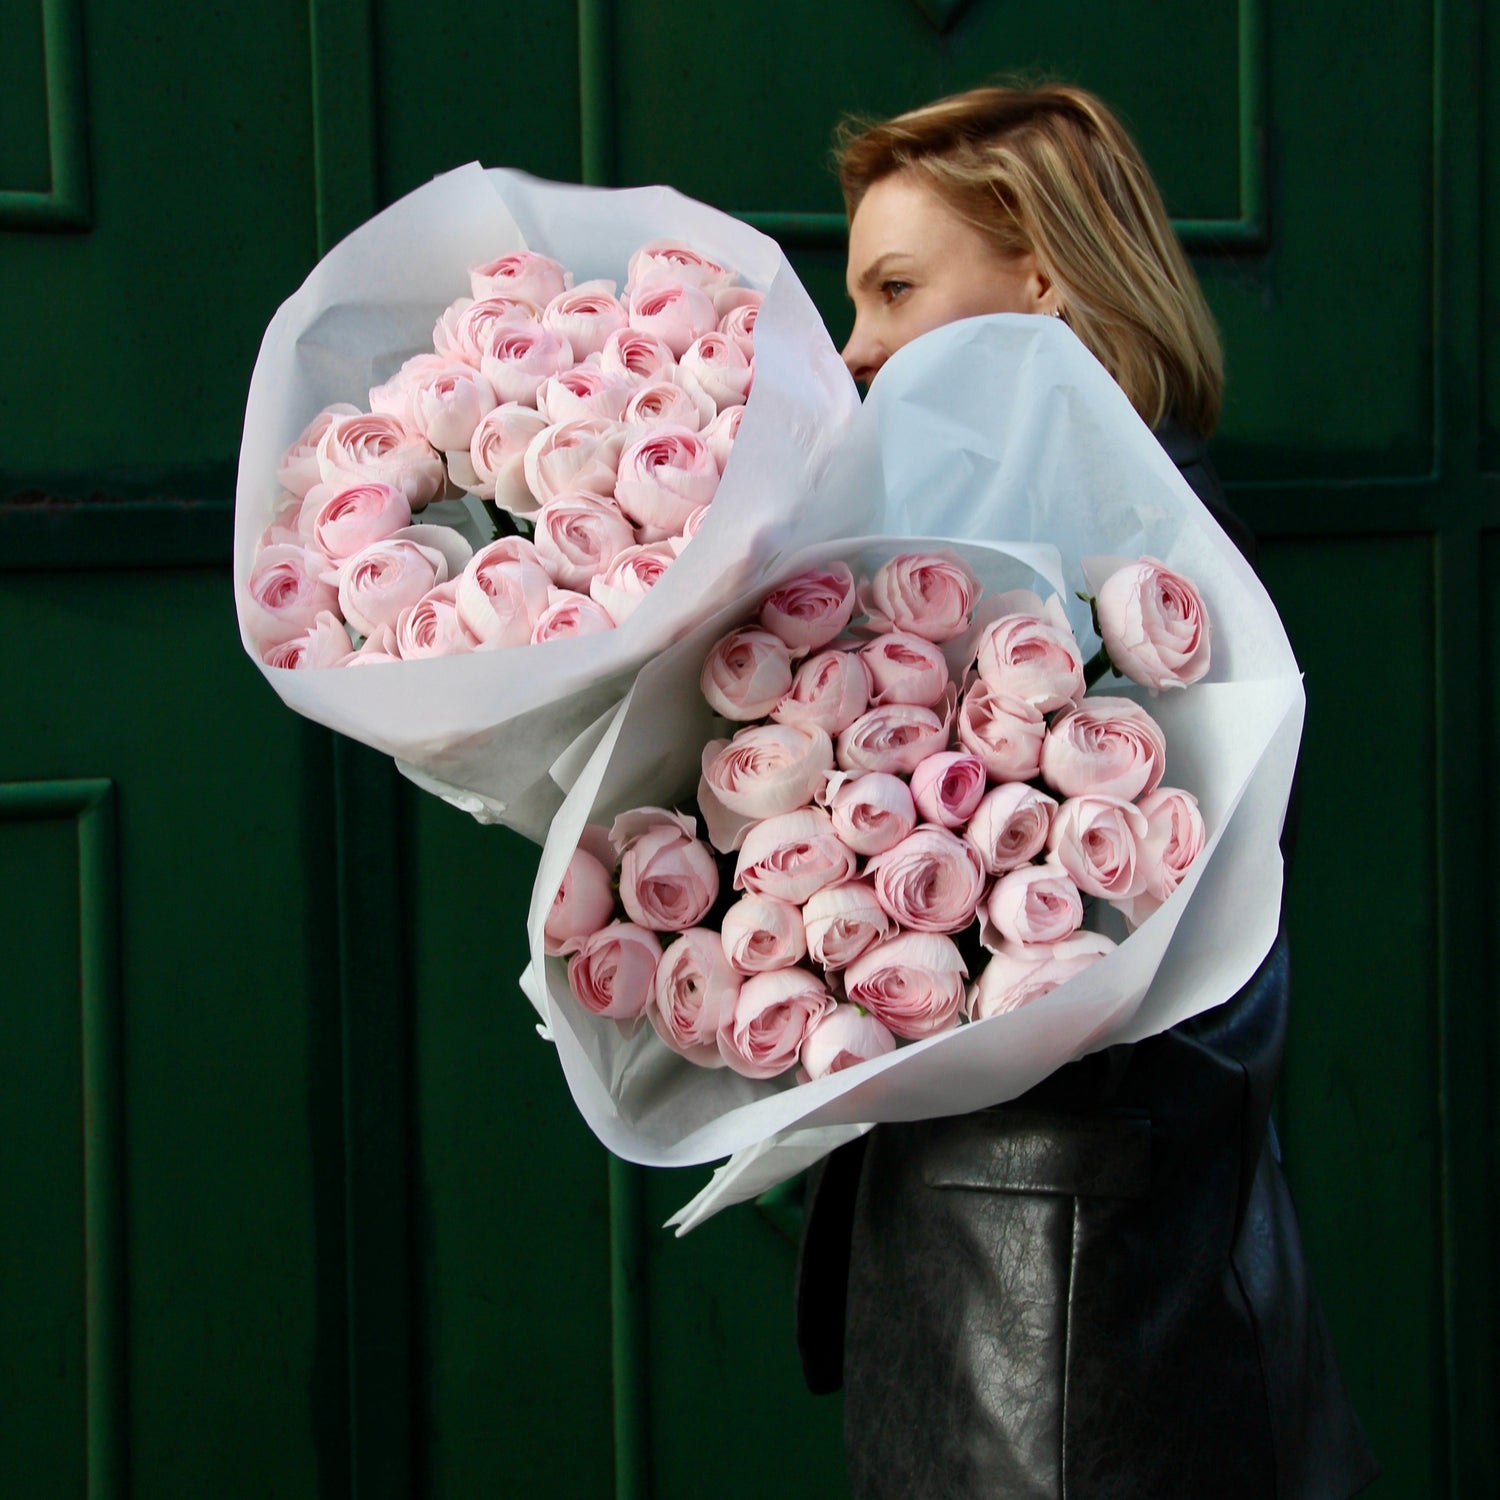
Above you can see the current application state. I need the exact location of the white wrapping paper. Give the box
[523,316,1305,1229]
[234,164,859,842]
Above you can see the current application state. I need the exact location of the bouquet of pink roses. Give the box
[234,163,857,840]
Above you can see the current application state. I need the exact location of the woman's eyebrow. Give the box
[853,252,913,293]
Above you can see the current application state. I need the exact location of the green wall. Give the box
[2,1,1495,1496]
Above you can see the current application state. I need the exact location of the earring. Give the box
[1051,307,1064,319]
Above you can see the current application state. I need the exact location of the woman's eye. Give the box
[880,280,911,303]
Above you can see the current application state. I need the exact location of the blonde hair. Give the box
[835,84,1223,435]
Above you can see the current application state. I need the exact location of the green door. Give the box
[3,1,1494,1495]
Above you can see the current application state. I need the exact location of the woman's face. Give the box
[841,171,1055,385]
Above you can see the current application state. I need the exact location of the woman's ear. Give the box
[1030,260,1061,316]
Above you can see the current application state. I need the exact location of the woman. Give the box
[796,84,1379,1500]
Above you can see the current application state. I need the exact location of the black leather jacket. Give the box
[794,424,1378,1499]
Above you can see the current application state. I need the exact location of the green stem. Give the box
[1083,643,1116,691]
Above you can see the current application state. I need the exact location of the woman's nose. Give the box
[841,319,884,385]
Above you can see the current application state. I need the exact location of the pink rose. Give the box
[261,610,353,669]
[982,866,1083,947]
[703,404,743,471]
[717,967,834,1079]
[616,813,719,933]
[305,481,412,562]
[758,563,857,652]
[823,772,917,855]
[479,325,576,407]
[836,695,955,776]
[367,352,449,429]
[401,360,500,451]
[700,627,794,720]
[589,542,675,624]
[277,403,360,497]
[866,825,986,934]
[336,538,442,638]
[651,929,741,1066]
[317,411,443,510]
[1047,795,1150,901]
[1095,557,1212,692]
[537,366,633,425]
[455,536,552,648]
[245,544,341,647]
[956,682,1045,781]
[860,551,980,643]
[621,378,715,433]
[669,504,710,555]
[733,808,858,904]
[975,611,1084,713]
[719,894,807,974]
[1040,697,1167,802]
[433,295,539,366]
[530,589,616,642]
[524,418,627,506]
[613,425,721,540]
[965,784,1058,874]
[599,327,677,384]
[678,332,753,410]
[967,933,1115,1020]
[799,1003,896,1081]
[718,298,760,360]
[451,403,549,513]
[1115,787,1206,926]
[627,241,737,296]
[859,630,950,707]
[541,281,629,360]
[533,492,636,591]
[802,880,897,970]
[770,649,871,736]
[702,723,834,820]
[566,921,662,1021]
[545,843,617,955]
[628,282,718,358]
[469,250,572,308]
[844,932,967,1039]
[394,581,477,658]
[909,751,987,828]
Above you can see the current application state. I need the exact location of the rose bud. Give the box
[771,649,871,737]
[395,582,478,658]
[524,417,627,506]
[859,630,950,707]
[823,771,917,856]
[277,403,361,498]
[589,542,675,625]
[433,294,539,365]
[651,929,741,1067]
[469,250,572,308]
[305,481,412,563]
[909,751,987,829]
[733,808,858,905]
[957,682,1046,782]
[700,627,794,720]
[1047,794,1151,901]
[1095,556,1211,691]
[616,815,719,933]
[317,411,443,511]
[717,967,835,1079]
[245,544,342,648]
[262,611,353,670]
[368,351,448,430]
[613,425,721,540]
[702,723,834,821]
[533,492,636,592]
[450,403,549,513]
[1113,786,1207,928]
[866,825,986,934]
[622,378,715,433]
[335,534,455,639]
[566,921,662,1021]
[967,933,1115,1020]
[859,551,981,643]
[541,280,628,360]
[982,866,1084,948]
[531,589,616,642]
[600,326,678,384]
[802,880,897,970]
[678,332,753,411]
[405,360,500,452]
[478,324,576,407]
[545,844,617,956]
[844,932,968,1039]
[628,282,719,358]
[758,563,857,653]
[836,696,955,776]
[799,1003,896,1081]
[627,240,738,296]
[703,404,743,471]
[975,610,1085,714]
[718,298,760,360]
[455,536,552,648]
[1040,697,1167,802]
[537,365,633,425]
[719,894,807,974]
[965,783,1059,874]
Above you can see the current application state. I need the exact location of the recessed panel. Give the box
[0,2,49,193]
